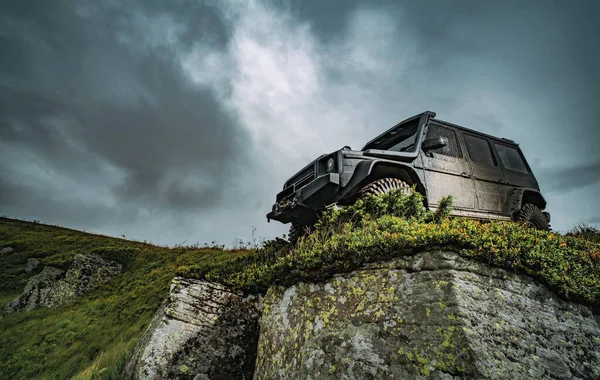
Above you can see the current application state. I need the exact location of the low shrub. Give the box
[90,246,140,268]
[194,190,600,308]
[566,223,600,244]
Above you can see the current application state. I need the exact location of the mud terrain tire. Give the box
[515,203,550,231]
[288,223,315,246]
[359,178,412,199]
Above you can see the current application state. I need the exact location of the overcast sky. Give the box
[1,0,599,247]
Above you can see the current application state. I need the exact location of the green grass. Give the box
[0,218,250,380]
[1,193,599,379]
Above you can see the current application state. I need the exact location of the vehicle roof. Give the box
[362,111,521,151]
[432,117,520,147]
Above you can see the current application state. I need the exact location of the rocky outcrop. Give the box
[4,253,122,313]
[123,277,262,380]
[0,246,14,254]
[25,258,40,273]
[119,250,599,379]
[255,251,600,379]
[4,266,65,313]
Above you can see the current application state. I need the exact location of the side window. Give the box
[495,143,529,173]
[425,125,462,158]
[463,134,497,167]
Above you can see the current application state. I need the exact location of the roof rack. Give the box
[501,137,516,143]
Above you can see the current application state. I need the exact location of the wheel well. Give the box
[522,190,546,210]
[354,163,427,203]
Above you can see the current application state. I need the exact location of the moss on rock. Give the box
[254,251,600,379]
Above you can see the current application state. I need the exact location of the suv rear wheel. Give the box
[515,203,550,231]
[358,178,413,199]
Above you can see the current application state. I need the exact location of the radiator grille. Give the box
[288,166,314,187]
[277,165,315,201]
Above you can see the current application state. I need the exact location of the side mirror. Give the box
[422,136,448,151]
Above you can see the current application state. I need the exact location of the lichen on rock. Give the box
[0,246,14,254]
[4,265,65,313]
[25,258,40,273]
[4,253,122,313]
[254,250,600,379]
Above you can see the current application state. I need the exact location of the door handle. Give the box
[460,172,470,178]
[498,179,507,184]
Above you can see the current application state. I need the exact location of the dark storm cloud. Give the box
[407,0,600,143]
[538,162,600,194]
[0,173,138,227]
[290,0,599,140]
[1,0,599,244]
[0,0,250,215]
[77,55,243,210]
[140,0,230,49]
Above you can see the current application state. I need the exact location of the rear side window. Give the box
[463,134,497,167]
[425,125,462,158]
[495,143,529,173]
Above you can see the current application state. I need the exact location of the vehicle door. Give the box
[492,142,539,189]
[420,123,476,210]
[461,133,507,213]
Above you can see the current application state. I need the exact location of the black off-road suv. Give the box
[267,111,551,242]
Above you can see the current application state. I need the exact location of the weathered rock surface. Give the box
[123,277,262,380]
[25,258,40,273]
[0,246,14,254]
[4,266,65,313]
[255,251,600,379]
[4,254,122,313]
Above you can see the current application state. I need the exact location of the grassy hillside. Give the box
[0,218,251,380]
[1,192,598,379]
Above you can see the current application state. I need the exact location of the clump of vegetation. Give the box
[566,223,600,244]
[185,190,599,309]
[90,246,140,268]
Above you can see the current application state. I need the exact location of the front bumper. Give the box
[267,173,340,224]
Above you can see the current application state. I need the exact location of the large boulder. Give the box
[4,266,65,313]
[4,253,122,313]
[254,250,600,379]
[123,277,262,380]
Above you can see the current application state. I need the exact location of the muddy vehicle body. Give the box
[267,111,551,241]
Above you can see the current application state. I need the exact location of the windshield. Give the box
[365,120,420,152]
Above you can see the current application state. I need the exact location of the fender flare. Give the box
[339,160,427,204]
[507,188,547,215]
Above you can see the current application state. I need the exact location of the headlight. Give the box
[326,158,335,173]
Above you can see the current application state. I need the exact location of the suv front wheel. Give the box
[515,203,550,231]
[288,222,315,246]
[358,178,413,199]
